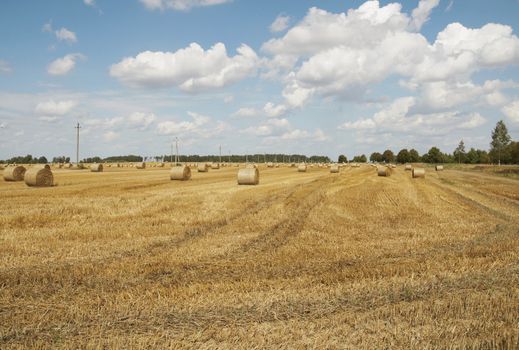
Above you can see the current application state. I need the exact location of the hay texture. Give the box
[237,167,259,185]
[377,166,391,177]
[246,163,258,169]
[435,165,444,171]
[405,164,412,171]
[267,162,274,168]
[90,163,103,172]
[135,162,146,169]
[4,166,26,181]
[197,163,209,172]
[211,163,220,170]
[330,164,340,173]
[170,165,191,180]
[24,167,53,187]
[298,164,307,172]
[412,168,426,178]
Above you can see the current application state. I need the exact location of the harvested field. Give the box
[1,165,518,349]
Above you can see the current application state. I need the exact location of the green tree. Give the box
[382,149,394,163]
[508,141,519,164]
[490,120,511,165]
[396,149,410,164]
[359,154,367,163]
[465,148,478,164]
[425,147,443,163]
[338,154,347,163]
[37,156,48,164]
[409,149,420,162]
[453,139,466,164]
[369,152,383,162]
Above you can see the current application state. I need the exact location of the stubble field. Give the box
[1,164,518,349]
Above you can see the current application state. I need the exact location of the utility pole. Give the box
[228,150,231,163]
[219,144,222,164]
[175,137,179,165]
[170,141,173,163]
[75,122,81,165]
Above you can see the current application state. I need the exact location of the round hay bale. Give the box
[237,167,259,185]
[90,163,103,172]
[197,163,209,172]
[158,163,165,167]
[405,164,412,171]
[267,162,274,168]
[435,165,444,171]
[377,166,391,177]
[298,164,307,172]
[0,164,4,170]
[3,166,26,181]
[275,163,280,168]
[170,165,191,180]
[246,163,258,169]
[412,167,425,178]
[330,164,340,173]
[290,163,296,168]
[24,167,53,187]
[135,162,146,169]
[211,163,220,170]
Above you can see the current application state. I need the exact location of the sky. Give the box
[1,0,519,161]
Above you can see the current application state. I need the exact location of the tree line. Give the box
[338,120,519,164]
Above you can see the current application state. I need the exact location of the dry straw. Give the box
[32,164,51,170]
[435,165,444,171]
[237,167,259,185]
[135,162,146,169]
[170,165,191,180]
[3,166,26,181]
[405,164,412,171]
[330,164,340,173]
[298,163,307,172]
[197,163,209,172]
[246,163,258,169]
[267,162,274,168]
[211,163,220,170]
[377,166,391,177]
[90,163,103,172]
[412,167,426,178]
[24,167,53,187]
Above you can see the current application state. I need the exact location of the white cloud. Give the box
[84,0,95,6]
[263,102,287,117]
[157,111,212,135]
[410,0,440,31]
[0,60,12,74]
[127,112,156,130]
[270,15,290,33]
[458,112,486,129]
[42,21,52,33]
[35,100,78,116]
[223,95,234,103]
[140,0,231,11]
[103,131,119,142]
[232,107,258,118]
[242,118,290,137]
[55,28,77,43]
[502,100,519,123]
[338,118,376,130]
[110,43,258,92]
[47,53,84,76]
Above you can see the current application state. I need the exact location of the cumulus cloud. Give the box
[84,112,156,131]
[232,107,258,118]
[261,1,519,109]
[270,15,290,33]
[502,100,519,123]
[55,28,77,43]
[47,53,84,75]
[35,100,78,116]
[140,0,231,11]
[410,0,440,31]
[103,131,119,142]
[84,0,95,6]
[0,60,12,74]
[157,111,219,136]
[110,43,258,92]
[127,112,156,130]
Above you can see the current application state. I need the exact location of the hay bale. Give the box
[377,166,391,177]
[267,162,274,168]
[405,164,412,171]
[330,164,340,173]
[158,163,165,167]
[3,166,26,181]
[435,165,444,171]
[298,164,307,172]
[90,163,103,172]
[170,165,191,180]
[33,164,51,170]
[237,167,259,185]
[135,162,146,169]
[0,164,4,170]
[211,163,220,170]
[24,167,53,187]
[197,163,209,172]
[412,167,425,178]
[246,163,258,169]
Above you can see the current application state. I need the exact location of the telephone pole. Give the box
[75,122,81,165]
[219,144,222,164]
[175,137,179,164]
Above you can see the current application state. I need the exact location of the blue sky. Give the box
[1,0,519,160]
